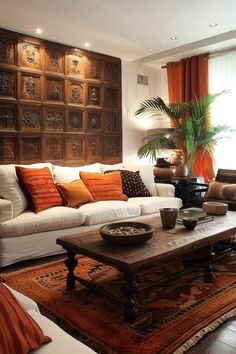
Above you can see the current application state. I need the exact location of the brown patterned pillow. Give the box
[206,181,236,201]
[105,170,151,198]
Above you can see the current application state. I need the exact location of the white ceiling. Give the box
[0,0,236,66]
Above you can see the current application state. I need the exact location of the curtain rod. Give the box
[160,46,236,69]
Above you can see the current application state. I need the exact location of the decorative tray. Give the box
[99,221,153,245]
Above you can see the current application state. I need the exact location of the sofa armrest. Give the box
[0,199,13,223]
[155,183,175,197]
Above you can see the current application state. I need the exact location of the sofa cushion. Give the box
[28,309,96,354]
[105,169,151,197]
[0,199,13,223]
[80,171,128,201]
[206,181,236,201]
[78,201,141,225]
[53,163,102,183]
[128,196,182,215]
[16,166,63,212]
[57,180,94,208]
[0,283,51,354]
[0,163,53,217]
[0,206,85,238]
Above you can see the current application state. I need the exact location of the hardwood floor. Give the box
[2,254,236,353]
[188,316,236,353]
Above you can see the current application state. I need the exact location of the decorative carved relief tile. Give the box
[67,110,83,131]
[85,56,102,80]
[66,136,84,160]
[87,85,101,106]
[44,135,64,161]
[0,37,15,65]
[43,107,64,131]
[21,73,40,101]
[104,137,119,158]
[0,135,16,162]
[67,53,83,78]
[87,111,101,131]
[45,46,64,74]
[0,70,15,98]
[86,136,102,160]
[45,77,64,102]
[0,105,16,130]
[105,61,119,84]
[20,41,41,70]
[19,105,41,131]
[67,81,84,104]
[21,136,41,161]
[104,111,118,133]
[104,87,118,108]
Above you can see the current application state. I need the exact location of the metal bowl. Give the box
[99,221,153,245]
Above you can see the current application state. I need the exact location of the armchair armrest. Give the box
[155,183,175,197]
[0,199,13,223]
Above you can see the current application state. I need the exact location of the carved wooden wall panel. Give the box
[0,28,122,165]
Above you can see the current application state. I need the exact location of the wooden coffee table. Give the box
[56,212,236,322]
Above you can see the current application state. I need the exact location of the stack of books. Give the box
[177,207,214,224]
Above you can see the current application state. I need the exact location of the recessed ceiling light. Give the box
[84,42,91,48]
[36,28,43,34]
[170,36,177,40]
[209,23,218,28]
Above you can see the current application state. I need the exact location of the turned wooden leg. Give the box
[122,272,138,322]
[64,250,78,290]
[203,245,215,283]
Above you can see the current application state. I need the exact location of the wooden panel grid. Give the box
[0,27,122,165]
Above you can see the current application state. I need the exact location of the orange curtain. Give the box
[167,53,215,181]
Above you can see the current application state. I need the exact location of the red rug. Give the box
[3,254,236,354]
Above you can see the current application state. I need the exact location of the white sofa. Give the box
[3,283,96,354]
[0,162,182,267]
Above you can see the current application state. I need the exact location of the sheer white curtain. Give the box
[209,50,236,170]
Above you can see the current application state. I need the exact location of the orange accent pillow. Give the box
[16,166,63,213]
[57,179,94,208]
[0,283,51,354]
[80,171,128,201]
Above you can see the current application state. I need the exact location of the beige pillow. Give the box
[206,181,236,201]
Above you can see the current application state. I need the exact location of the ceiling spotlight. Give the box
[84,42,91,48]
[209,23,218,28]
[36,28,43,34]
[170,36,177,40]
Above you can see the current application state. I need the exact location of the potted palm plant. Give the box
[135,92,231,177]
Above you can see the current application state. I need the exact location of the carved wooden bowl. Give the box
[100,222,153,245]
[202,202,228,215]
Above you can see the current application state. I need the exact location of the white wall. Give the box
[121,61,168,164]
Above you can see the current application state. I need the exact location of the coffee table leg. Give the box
[65,250,78,290]
[122,272,138,322]
[203,245,215,283]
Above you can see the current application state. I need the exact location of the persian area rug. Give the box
[3,254,236,354]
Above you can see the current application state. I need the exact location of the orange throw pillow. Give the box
[80,171,128,201]
[0,283,51,354]
[57,179,94,208]
[16,166,63,213]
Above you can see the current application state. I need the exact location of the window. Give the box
[209,50,236,169]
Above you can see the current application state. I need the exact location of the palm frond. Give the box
[137,136,177,161]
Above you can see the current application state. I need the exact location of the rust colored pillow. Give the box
[207,181,236,201]
[57,179,94,208]
[0,283,51,354]
[16,166,63,213]
[80,171,128,201]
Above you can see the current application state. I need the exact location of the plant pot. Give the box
[156,157,171,168]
